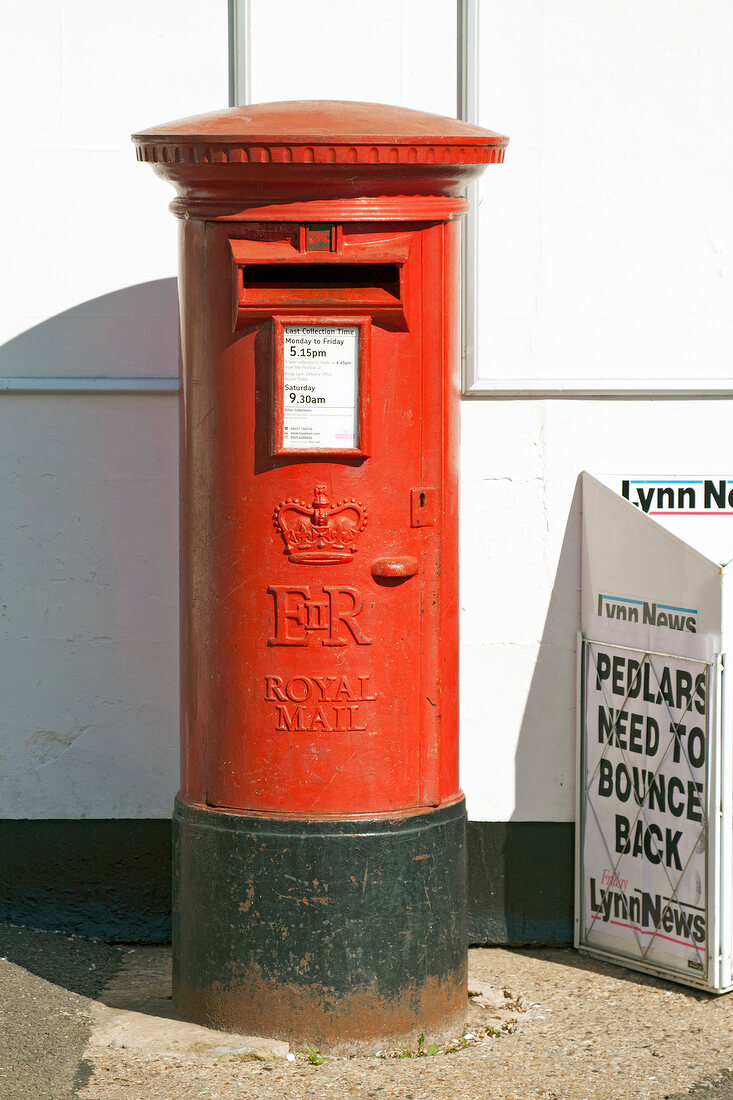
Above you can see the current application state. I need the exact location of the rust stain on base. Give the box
[174,967,468,1055]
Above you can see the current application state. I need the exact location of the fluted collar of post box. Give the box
[132,100,508,219]
[133,100,508,165]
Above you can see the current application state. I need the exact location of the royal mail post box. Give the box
[134,101,507,1053]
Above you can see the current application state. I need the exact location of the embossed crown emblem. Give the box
[273,485,367,564]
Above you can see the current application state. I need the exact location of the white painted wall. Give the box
[475,0,733,386]
[0,0,227,816]
[462,0,733,821]
[4,0,732,827]
[249,0,456,115]
[460,401,733,822]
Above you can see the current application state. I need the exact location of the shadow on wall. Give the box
[0,279,180,377]
[513,477,581,822]
[0,280,180,938]
[468,479,581,946]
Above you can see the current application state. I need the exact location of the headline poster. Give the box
[581,635,711,979]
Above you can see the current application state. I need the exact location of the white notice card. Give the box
[282,325,359,450]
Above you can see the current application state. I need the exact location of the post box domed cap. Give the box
[132,99,508,165]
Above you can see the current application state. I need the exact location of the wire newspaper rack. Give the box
[576,634,732,992]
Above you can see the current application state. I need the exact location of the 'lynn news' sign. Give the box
[577,473,733,992]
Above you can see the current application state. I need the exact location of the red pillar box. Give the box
[133,101,507,1053]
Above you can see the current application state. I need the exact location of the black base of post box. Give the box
[172,796,468,1054]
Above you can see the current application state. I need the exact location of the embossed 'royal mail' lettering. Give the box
[268,584,372,646]
[275,702,368,733]
[264,675,377,702]
[264,675,378,734]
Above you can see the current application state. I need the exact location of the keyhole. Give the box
[419,492,426,508]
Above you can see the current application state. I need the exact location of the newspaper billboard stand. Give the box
[577,472,733,992]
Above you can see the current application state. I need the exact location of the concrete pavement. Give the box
[1,922,732,1099]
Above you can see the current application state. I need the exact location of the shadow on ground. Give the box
[0,924,126,1100]
[0,923,124,999]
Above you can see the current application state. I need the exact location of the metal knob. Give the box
[371,556,418,579]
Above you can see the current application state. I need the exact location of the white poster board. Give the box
[580,631,711,978]
[577,473,733,992]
